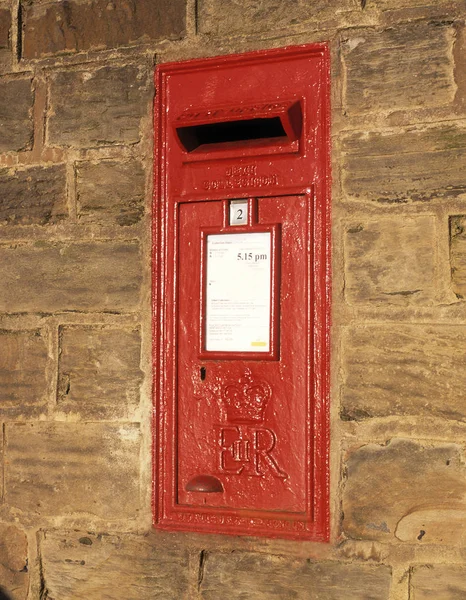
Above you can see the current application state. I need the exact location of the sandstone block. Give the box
[76,159,145,226]
[22,0,186,59]
[0,329,48,419]
[0,8,10,49]
[200,552,391,600]
[342,325,466,422]
[40,530,190,600]
[57,326,143,420]
[344,216,436,304]
[342,439,466,543]
[199,0,356,36]
[0,7,11,71]
[411,565,466,599]
[342,22,455,115]
[48,65,151,148]
[5,422,140,519]
[0,523,28,600]
[0,241,141,313]
[0,164,67,225]
[450,216,466,299]
[0,78,33,152]
[342,124,466,203]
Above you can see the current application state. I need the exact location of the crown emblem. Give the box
[222,370,272,424]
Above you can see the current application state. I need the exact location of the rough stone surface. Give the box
[0,78,33,152]
[0,329,48,419]
[0,165,67,225]
[376,0,461,9]
[344,216,436,304]
[342,439,466,543]
[76,159,145,226]
[5,422,141,519]
[341,124,466,203]
[57,326,143,420]
[342,22,455,115]
[40,530,190,600]
[0,524,29,600]
[0,8,9,46]
[0,241,142,313]
[200,553,391,600]
[48,65,151,148]
[342,325,466,422]
[22,0,186,59]
[450,215,466,299]
[411,565,466,599]
[199,0,357,36]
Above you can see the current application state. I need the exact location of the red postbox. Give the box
[153,44,331,540]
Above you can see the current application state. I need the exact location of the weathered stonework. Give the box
[75,159,145,226]
[0,164,67,225]
[450,215,466,299]
[40,530,190,600]
[22,0,186,59]
[0,78,34,152]
[200,553,392,599]
[0,329,48,419]
[341,124,466,203]
[0,0,464,598]
[342,22,455,115]
[342,439,466,543]
[0,7,9,50]
[0,524,28,600]
[199,0,357,36]
[57,326,143,420]
[410,565,466,599]
[344,216,436,304]
[0,241,142,313]
[47,65,151,148]
[5,422,141,520]
[342,325,466,422]
[0,7,11,71]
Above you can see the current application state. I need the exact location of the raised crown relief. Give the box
[222,369,272,424]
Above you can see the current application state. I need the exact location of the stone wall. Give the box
[0,0,465,598]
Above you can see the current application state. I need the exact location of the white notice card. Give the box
[206,232,271,352]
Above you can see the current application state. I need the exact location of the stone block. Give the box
[341,124,466,203]
[40,530,190,600]
[0,524,28,600]
[5,422,140,519]
[0,329,48,419]
[76,159,145,226]
[198,0,356,36]
[200,552,391,600]
[344,216,436,304]
[450,216,466,299]
[342,22,455,115]
[57,326,143,420]
[342,325,466,422]
[0,78,33,152]
[48,65,151,148]
[0,8,10,48]
[22,0,186,59]
[342,439,466,543]
[0,240,142,313]
[0,164,67,225]
[411,565,466,599]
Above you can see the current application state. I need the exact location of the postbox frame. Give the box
[153,44,331,541]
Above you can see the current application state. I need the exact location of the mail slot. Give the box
[153,44,331,540]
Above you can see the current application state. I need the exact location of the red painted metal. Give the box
[152,44,331,541]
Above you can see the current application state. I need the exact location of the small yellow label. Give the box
[251,341,267,347]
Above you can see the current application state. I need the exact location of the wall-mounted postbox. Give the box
[153,44,331,540]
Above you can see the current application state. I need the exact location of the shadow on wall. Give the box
[0,589,13,600]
